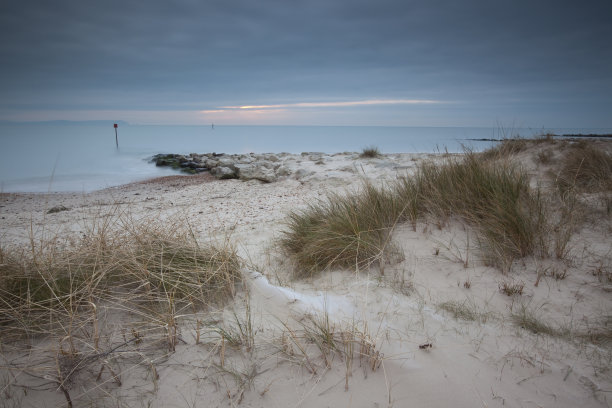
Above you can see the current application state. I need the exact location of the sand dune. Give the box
[1,147,610,407]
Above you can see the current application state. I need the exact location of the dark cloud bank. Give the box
[0,0,610,126]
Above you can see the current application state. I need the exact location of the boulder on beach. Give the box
[211,166,237,179]
[235,163,278,183]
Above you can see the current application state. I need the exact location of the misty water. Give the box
[1,123,609,193]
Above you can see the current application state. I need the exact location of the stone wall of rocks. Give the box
[149,151,415,185]
[151,152,296,183]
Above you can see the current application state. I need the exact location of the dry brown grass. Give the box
[556,142,612,194]
[0,213,241,338]
[499,280,525,296]
[279,311,383,386]
[480,134,556,161]
[0,208,242,406]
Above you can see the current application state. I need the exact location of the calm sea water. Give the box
[1,123,609,193]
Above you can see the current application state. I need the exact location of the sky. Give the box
[0,0,611,127]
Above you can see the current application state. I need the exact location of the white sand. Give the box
[1,150,610,407]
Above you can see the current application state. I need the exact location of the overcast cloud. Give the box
[0,0,610,126]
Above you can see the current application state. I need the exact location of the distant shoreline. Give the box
[559,133,612,138]
[466,133,612,142]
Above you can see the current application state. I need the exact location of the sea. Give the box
[1,122,610,193]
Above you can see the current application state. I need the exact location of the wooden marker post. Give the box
[114,123,119,148]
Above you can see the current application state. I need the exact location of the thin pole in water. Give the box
[114,123,119,148]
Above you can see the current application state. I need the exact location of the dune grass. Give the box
[283,138,612,276]
[480,137,530,160]
[0,210,243,406]
[360,146,381,158]
[556,142,612,194]
[480,133,555,161]
[281,183,403,277]
[438,299,493,323]
[0,212,241,339]
[511,303,568,337]
[409,153,548,269]
[282,150,551,275]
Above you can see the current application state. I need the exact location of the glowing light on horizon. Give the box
[219,98,442,110]
[198,98,447,125]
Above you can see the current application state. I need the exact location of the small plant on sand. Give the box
[592,260,612,283]
[438,299,492,323]
[499,280,525,296]
[511,303,567,337]
[280,312,383,388]
[360,146,381,158]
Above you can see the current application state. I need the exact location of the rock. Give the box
[205,159,219,168]
[47,205,70,214]
[276,165,292,177]
[217,156,238,170]
[151,152,295,182]
[211,167,237,179]
[235,163,278,183]
[180,161,199,169]
[238,155,254,164]
[153,154,179,167]
[294,169,314,180]
[233,163,250,173]
[260,161,276,170]
[152,154,199,173]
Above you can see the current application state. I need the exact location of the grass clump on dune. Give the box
[480,134,556,161]
[480,137,530,160]
[282,150,551,275]
[409,152,548,270]
[556,142,612,194]
[0,214,241,338]
[438,299,493,323]
[360,146,381,158]
[0,212,242,406]
[284,139,610,276]
[511,303,568,338]
[281,183,404,277]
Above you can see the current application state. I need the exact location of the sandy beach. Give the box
[1,145,611,408]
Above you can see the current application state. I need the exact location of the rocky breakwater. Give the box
[151,152,295,183]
